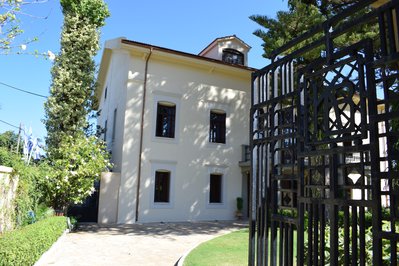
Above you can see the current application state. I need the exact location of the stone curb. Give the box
[175,240,201,266]
[34,229,70,266]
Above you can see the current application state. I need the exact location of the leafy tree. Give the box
[44,133,110,211]
[43,0,110,212]
[0,130,18,151]
[250,0,377,60]
[0,0,24,53]
[44,0,109,149]
[0,0,48,54]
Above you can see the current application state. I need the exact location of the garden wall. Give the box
[0,165,19,233]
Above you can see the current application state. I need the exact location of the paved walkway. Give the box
[35,220,247,266]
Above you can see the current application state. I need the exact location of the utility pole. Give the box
[16,123,22,154]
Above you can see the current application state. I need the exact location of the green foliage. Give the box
[0,0,23,53]
[44,0,109,149]
[0,216,67,266]
[0,0,48,54]
[0,147,16,167]
[0,131,18,151]
[45,132,110,211]
[0,131,20,166]
[250,3,324,59]
[250,0,378,60]
[0,141,53,229]
[33,204,54,221]
[60,0,110,27]
[43,0,110,212]
[303,213,398,265]
[319,222,398,265]
[13,160,53,227]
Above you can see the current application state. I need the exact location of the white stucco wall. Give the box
[136,57,250,222]
[98,172,121,224]
[97,38,252,223]
[97,48,130,173]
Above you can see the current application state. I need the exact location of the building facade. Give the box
[96,36,254,223]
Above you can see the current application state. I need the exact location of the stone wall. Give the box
[0,166,19,233]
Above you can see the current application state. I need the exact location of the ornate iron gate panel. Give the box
[250,1,399,265]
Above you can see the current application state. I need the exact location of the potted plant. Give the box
[236,197,243,220]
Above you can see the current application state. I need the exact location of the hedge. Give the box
[0,216,67,266]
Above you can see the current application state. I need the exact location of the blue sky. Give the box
[0,0,288,141]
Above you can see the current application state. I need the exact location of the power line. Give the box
[0,119,21,130]
[0,81,47,99]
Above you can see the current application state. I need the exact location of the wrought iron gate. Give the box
[250,1,399,265]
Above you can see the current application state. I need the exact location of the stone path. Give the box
[35,220,247,266]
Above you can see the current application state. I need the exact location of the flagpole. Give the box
[28,148,33,165]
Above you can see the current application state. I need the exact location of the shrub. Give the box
[0,216,67,266]
[13,162,53,227]
[45,133,111,212]
[0,141,55,229]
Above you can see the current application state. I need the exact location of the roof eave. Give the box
[121,38,256,72]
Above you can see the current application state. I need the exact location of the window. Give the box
[209,110,226,143]
[156,102,176,138]
[112,108,117,142]
[104,86,108,100]
[151,161,176,208]
[222,49,244,65]
[209,174,222,203]
[154,171,170,203]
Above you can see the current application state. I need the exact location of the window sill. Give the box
[152,202,173,209]
[206,203,226,209]
[206,141,227,149]
[152,136,179,145]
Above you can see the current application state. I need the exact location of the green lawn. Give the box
[183,229,248,266]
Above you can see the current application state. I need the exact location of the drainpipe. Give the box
[135,47,153,222]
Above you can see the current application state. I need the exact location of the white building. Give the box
[96,36,254,224]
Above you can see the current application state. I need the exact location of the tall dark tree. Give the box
[250,0,377,59]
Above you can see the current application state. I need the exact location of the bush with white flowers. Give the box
[45,132,111,212]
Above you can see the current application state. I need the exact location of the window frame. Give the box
[152,93,181,144]
[103,119,108,142]
[206,165,227,209]
[209,174,223,204]
[111,108,117,143]
[151,160,176,209]
[156,102,176,138]
[154,170,171,203]
[209,109,226,144]
[222,48,244,65]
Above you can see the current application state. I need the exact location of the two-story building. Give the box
[96,36,254,224]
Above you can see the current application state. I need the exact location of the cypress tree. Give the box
[44,0,109,150]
